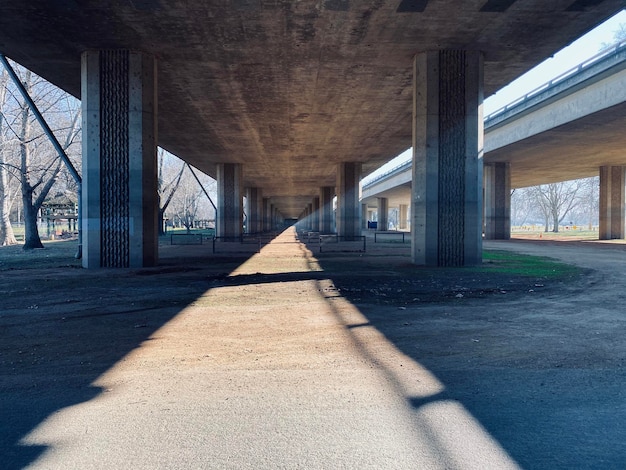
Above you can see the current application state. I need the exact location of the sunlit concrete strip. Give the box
[328,298,520,470]
[19,228,519,469]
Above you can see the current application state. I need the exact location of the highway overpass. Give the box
[0,1,623,266]
[362,39,626,240]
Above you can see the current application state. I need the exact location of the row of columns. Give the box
[84,47,625,269]
[80,48,485,268]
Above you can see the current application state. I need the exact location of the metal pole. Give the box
[0,54,81,184]
[186,163,217,212]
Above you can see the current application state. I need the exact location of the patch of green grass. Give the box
[481,250,581,278]
[0,239,81,271]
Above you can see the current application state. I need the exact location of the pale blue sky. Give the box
[363,8,626,183]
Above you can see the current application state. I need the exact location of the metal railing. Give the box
[362,40,626,192]
[485,39,626,122]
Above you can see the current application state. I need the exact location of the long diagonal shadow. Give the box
[2,230,625,468]
[0,237,267,469]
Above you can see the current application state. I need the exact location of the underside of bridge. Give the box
[0,1,623,266]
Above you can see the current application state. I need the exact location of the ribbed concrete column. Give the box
[599,166,625,239]
[484,162,511,240]
[377,197,389,231]
[81,50,158,268]
[399,204,408,230]
[263,198,271,232]
[245,187,262,234]
[217,163,243,238]
[320,186,334,233]
[336,162,362,238]
[411,50,483,266]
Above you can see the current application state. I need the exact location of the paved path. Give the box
[2,230,625,469]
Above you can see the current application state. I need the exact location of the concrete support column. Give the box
[336,162,361,238]
[361,204,368,230]
[263,198,271,232]
[320,186,334,233]
[217,163,243,238]
[312,197,320,232]
[599,165,625,239]
[270,204,277,230]
[306,203,313,230]
[377,197,389,231]
[81,50,158,268]
[399,204,408,230]
[245,187,262,234]
[484,162,511,240]
[411,50,483,266]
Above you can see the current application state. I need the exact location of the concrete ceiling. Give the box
[0,1,623,217]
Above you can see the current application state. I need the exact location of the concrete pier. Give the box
[411,50,483,266]
[484,162,511,240]
[599,165,625,239]
[377,197,389,231]
[81,50,158,268]
[336,163,361,238]
[320,186,334,234]
[217,163,243,238]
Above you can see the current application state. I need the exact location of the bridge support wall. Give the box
[336,163,361,238]
[411,50,483,266]
[484,162,511,240]
[81,50,158,268]
[599,165,625,239]
[217,163,243,238]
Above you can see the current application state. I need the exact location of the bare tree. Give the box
[0,67,18,245]
[528,181,583,232]
[599,22,626,51]
[510,187,539,227]
[158,148,185,235]
[3,64,80,249]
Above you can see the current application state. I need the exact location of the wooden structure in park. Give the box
[41,194,78,239]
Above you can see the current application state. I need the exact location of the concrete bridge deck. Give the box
[1,228,625,469]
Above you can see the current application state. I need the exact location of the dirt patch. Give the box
[1,234,625,468]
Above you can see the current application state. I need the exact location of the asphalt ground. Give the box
[1,229,625,469]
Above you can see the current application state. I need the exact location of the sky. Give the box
[362,8,626,184]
